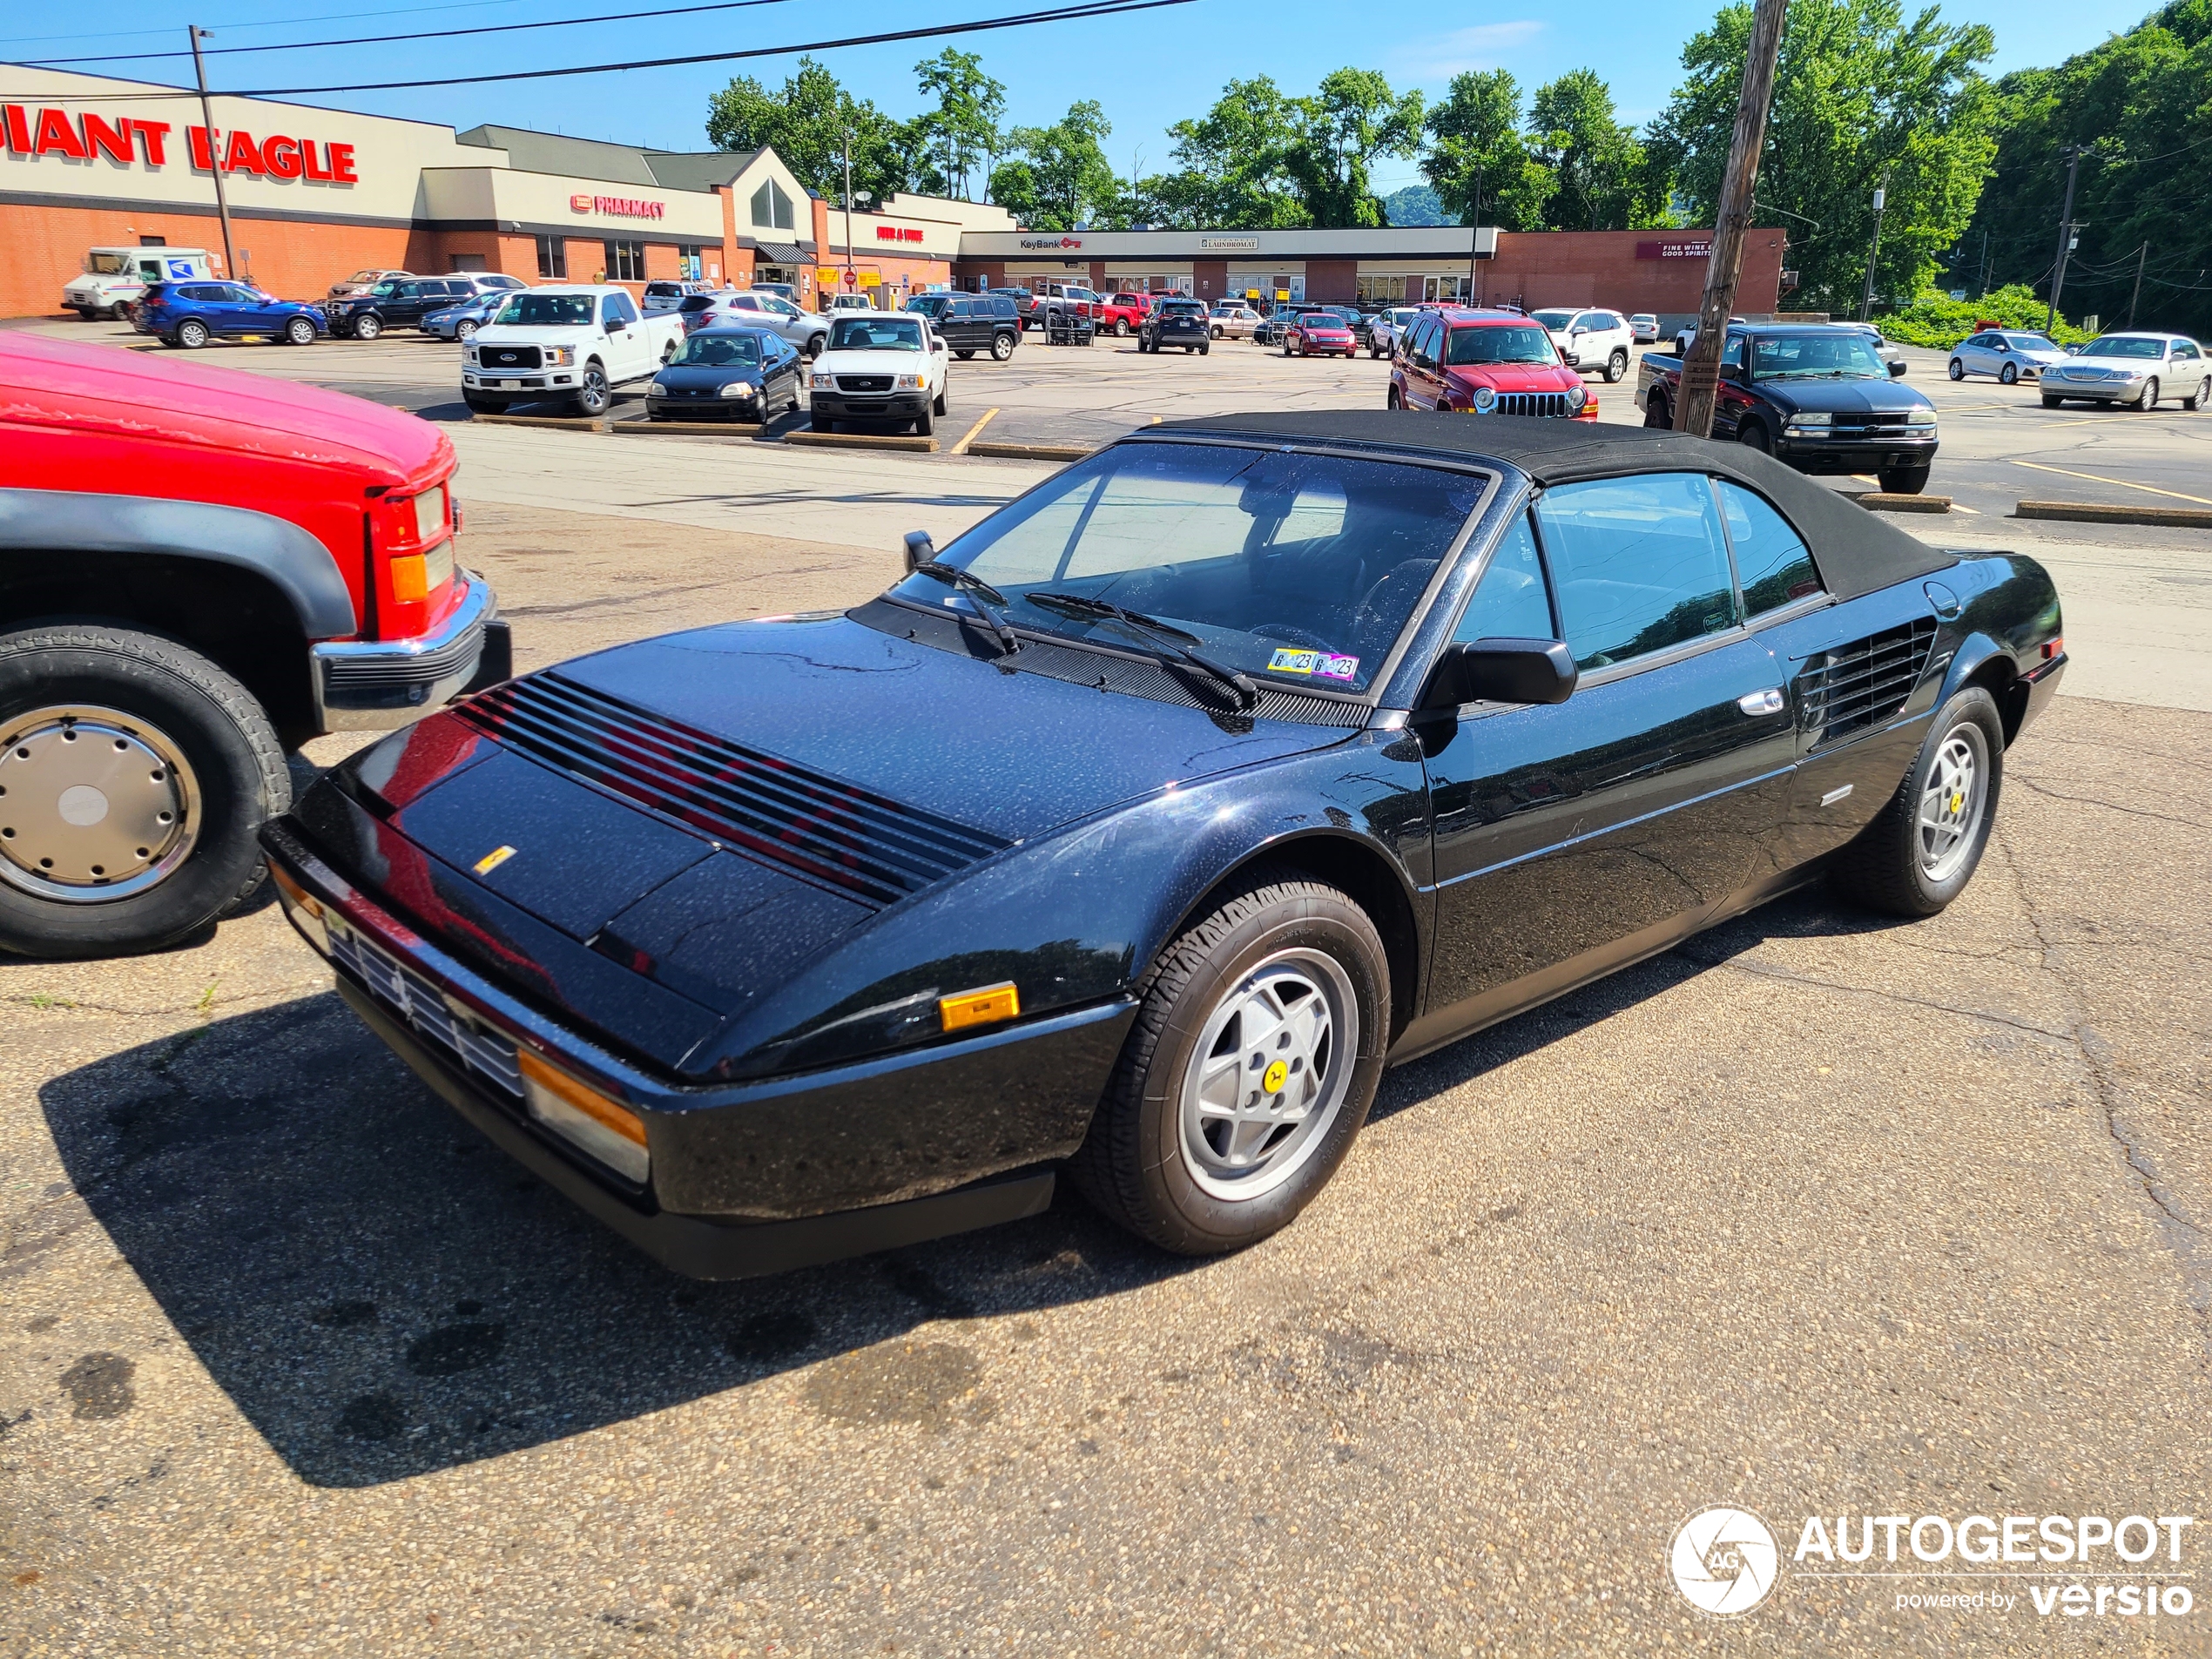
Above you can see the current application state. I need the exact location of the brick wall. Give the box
[1482,228,1785,322]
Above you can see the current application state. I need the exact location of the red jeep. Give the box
[0,332,508,958]
[1388,308,1598,420]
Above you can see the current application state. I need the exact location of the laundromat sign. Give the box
[2,105,358,181]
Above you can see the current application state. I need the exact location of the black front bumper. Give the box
[810,390,929,418]
[1776,435,1939,475]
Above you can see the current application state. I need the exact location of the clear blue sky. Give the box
[2,0,2141,199]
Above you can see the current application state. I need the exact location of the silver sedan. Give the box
[2040,332,2211,409]
[1948,328,2071,385]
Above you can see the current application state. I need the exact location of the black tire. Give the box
[1211,325,1224,339]
[932,383,947,415]
[1067,864,1390,1254]
[284,316,317,347]
[954,348,975,361]
[2185,377,2209,412]
[1644,389,1669,429]
[176,319,210,349]
[1948,357,1965,381]
[1831,685,2004,919]
[2138,376,2159,410]
[990,332,1015,361]
[1878,466,1929,494]
[914,403,934,437]
[1737,418,1772,454]
[353,313,383,341]
[572,361,610,417]
[0,625,287,959]
[811,412,833,433]
[1201,344,1210,356]
[1387,386,1402,410]
[805,334,826,359]
[73,307,98,321]
[1114,318,1130,336]
[2042,394,2062,408]
[1605,347,1628,383]
[1999,361,2019,385]
[462,393,510,415]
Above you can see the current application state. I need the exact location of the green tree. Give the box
[705,56,914,205]
[1963,0,2212,338]
[1527,71,1651,230]
[1420,69,1555,231]
[986,158,1042,225]
[1283,69,1426,227]
[1647,0,2000,312]
[1002,101,1118,229]
[1163,78,1311,227]
[914,48,1007,201]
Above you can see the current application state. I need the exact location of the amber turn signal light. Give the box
[939,981,1019,1033]
[517,1050,650,1183]
[2042,637,2064,660]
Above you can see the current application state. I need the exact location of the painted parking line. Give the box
[2010,459,2212,506]
[949,407,999,456]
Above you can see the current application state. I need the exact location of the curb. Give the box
[1851,493,1952,515]
[2016,498,2212,530]
[782,428,938,453]
[964,440,1094,462]
[469,412,606,432]
[610,419,763,436]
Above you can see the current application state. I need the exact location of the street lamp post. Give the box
[1465,164,1483,306]
[1857,182,1887,322]
[842,132,855,296]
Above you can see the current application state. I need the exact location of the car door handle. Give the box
[1738,688,1785,716]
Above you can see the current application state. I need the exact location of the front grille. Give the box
[455,673,1011,907]
[1795,617,1939,744]
[836,374,894,393]
[1488,392,1572,418]
[479,345,543,371]
[321,612,482,689]
[327,921,523,1096]
[1845,411,1911,428]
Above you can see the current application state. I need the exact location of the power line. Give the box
[24,0,800,66]
[0,0,554,47]
[4,0,1199,102]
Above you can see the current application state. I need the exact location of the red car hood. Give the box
[1446,362,1580,393]
[0,331,448,487]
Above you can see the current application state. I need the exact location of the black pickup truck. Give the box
[1640,324,1939,494]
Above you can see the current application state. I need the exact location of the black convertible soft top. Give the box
[1149,409,1957,603]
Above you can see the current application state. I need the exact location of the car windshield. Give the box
[1162,302,1204,318]
[1303,314,1345,330]
[673,334,764,366]
[493,293,596,327]
[2005,334,2056,351]
[2080,336,2164,358]
[85,253,135,274]
[645,283,681,295]
[1531,309,1575,330]
[830,316,924,351]
[1446,325,1559,366]
[887,442,1487,695]
[346,270,385,283]
[1748,332,1890,379]
[677,294,718,312]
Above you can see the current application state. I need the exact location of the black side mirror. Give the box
[1887,359,1909,377]
[903,530,934,573]
[1420,637,1578,711]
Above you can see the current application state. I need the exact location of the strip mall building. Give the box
[3,65,1785,327]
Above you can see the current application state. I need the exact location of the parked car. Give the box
[462,286,685,417]
[642,280,711,314]
[1390,308,1596,420]
[825,293,878,314]
[459,273,526,297]
[1675,315,1749,357]
[331,276,492,340]
[1946,328,2067,385]
[911,293,1021,361]
[752,282,799,304]
[261,407,2063,1277]
[644,327,802,422]
[327,267,413,302]
[1098,292,1156,336]
[0,331,506,958]
[1285,314,1356,359]
[807,311,949,435]
[1640,324,1937,494]
[1138,298,1212,355]
[1023,284,1100,329]
[1366,306,1422,359]
[2037,333,2209,408]
[990,287,1040,328]
[1629,313,1661,344]
[138,280,328,348]
[421,292,503,342]
[678,290,832,357]
[1208,303,1263,341]
[1533,307,1635,383]
[65,246,217,320]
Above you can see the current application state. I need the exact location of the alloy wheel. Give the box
[1917,722,1988,883]
[1948,358,1964,380]
[455,320,477,341]
[286,317,315,346]
[2000,362,2019,385]
[178,320,208,348]
[0,705,200,903]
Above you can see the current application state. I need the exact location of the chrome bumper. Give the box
[310,572,509,732]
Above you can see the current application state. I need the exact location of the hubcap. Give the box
[1917,723,1987,882]
[0,706,199,903]
[1178,948,1358,1202]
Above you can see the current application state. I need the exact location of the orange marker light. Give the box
[939,982,1020,1033]
[2042,637,2064,660]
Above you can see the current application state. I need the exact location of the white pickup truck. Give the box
[462,285,684,417]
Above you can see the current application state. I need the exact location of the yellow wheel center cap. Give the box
[1950,792,1963,813]
[1262,1059,1290,1095]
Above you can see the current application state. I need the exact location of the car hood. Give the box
[1753,377,1934,414]
[655,363,765,386]
[1446,362,1579,392]
[473,323,597,343]
[818,349,934,374]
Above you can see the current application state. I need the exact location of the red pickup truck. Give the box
[0,332,507,959]
[1096,292,1155,336]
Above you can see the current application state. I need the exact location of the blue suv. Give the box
[138,281,328,348]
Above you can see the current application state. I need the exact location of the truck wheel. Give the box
[353,314,383,341]
[176,319,210,349]
[811,412,834,433]
[1878,466,1929,495]
[0,625,288,960]
[572,362,611,417]
[932,384,947,415]
[991,332,1015,361]
[73,307,98,321]
[1113,318,1130,336]
[463,394,510,415]
[1644,389,1670,428]
[914,404,934,437]
[1737,419,1772,454]
[284,316,317,346]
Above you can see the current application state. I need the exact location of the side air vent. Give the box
[455,674,1011,907]
[1795,617,1939,744]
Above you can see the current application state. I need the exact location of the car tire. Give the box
[990,332,1015,361]
[1211,325,1224,339]
[2137,376,2159,410]
[932,383,947,415]
[1999,361,2020,386]
[572,361,611,418]
[0,624,289,960]
[1605,347,1628,383]
[1200,345,1210,356]
[176,319,210,349]
[462,394,509,415]
[73,307,98,321]
[1067,863,1390,1255]
[284,316,317,347]
[1387,386,1402,410]
[1644,389,1670,429]
[805,334,826,359]
[1878,466,1930,495]
[353,314,382,341]
[811,413,833,433]
[1114,319,1130,336]
[1947,358,1965,381]
[954,347,975,360]
[1831,685,2004,919]
[2042,394,2062,408]
[2186,377,2210,412]
[1737,418,1772,454]
[455,320,478,341]
[914,404,934,437]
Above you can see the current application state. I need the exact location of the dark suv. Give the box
[1137,298,1211,355]
[908,293,1022,361]
[331,277,495,341]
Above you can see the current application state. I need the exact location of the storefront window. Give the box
[678,244,705,280]
[535,235,567,280]
[1421,274,1472,302]
[1356,273,1408,304]
[604,240,644,282]
[750,179,795,231]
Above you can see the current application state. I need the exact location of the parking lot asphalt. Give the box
[5,491,2211,1656]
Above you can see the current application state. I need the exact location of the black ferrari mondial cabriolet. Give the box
[263,411,2065,1278]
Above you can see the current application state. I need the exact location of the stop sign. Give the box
[844,270,857,287]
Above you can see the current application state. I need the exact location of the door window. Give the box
[1719,334,1744,369]
[1714,481,1823,617]
[1453,513,1554,642]
[1534,475,1740,670]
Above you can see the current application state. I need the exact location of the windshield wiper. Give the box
[911,560,1022,655]
[1023,590,1258,709]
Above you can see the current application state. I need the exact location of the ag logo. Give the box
[1669,1506,1778,1615]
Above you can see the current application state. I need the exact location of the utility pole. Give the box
[841,132,855,295]
[2045,145,2080,333]
[1676,0,1789,437]
[1466,163,1483,305]
[1977,228,1990,298]
[187,26,237,282]
[1857,179,1888,321]
[2126,239,2148,329]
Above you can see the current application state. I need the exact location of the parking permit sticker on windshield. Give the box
[1267,649,1360,680]
[1315,654,1359,681]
